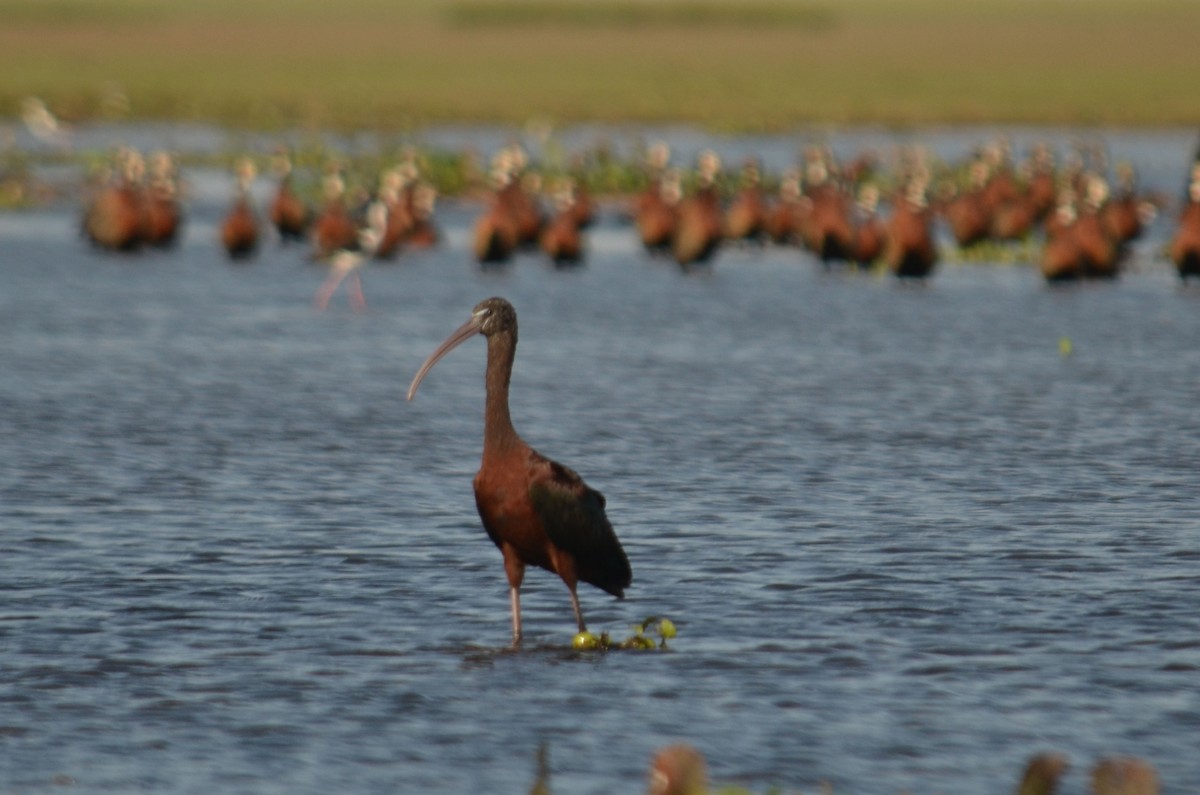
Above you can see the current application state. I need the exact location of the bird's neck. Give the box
[482,331,520,454]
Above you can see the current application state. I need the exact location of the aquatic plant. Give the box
[572,615,677,651]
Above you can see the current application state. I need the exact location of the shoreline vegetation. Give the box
[2,0,1199,132]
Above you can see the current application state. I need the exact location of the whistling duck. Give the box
[1091,756,1159,795]
[764,170,807,245]
[851,183,885,266]
[800,154,854,264]
[539,179,585,266]
[940,159,991,248]
[220,157,260,260]
[268,149,311,243]
[404,182,441,248]
[1025,143,1058,222]
[1100,162,1146,245]
[566,153,596,229]
[1015,754,1069,795]
[82,147,145,252]
[1076,174,1120,278]
[141,150,182,248]
[990,193,1038,241]
[648,744,709,795]
[311,167,359,259]
[1041,193,1086,282]
[491,145,544,246]
[636,168,681,255]
[885,177,938,279]
[989,143,1039,240]
[672,150,723,266]
[722,158,767,243]
[473,161,521,264]
[1169,166,1200,281]
[978,140,1020,218]
[371,167,413,261]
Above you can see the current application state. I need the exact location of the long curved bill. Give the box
[406,314,483,400]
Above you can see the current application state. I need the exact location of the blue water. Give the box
[1,126,1199,794]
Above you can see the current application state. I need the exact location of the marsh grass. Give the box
[444,0,835,29]
[2,0,1198,130]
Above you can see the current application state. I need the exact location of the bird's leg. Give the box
[510,586,522,644]
[348,272,367,311]
[313,270,348,311]
[568,586,586,633]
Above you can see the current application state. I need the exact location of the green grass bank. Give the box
[2,0,1199,131]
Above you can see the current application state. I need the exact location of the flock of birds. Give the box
[66,136,1186,790]
[69,135,1200,645]
[643,743,1161,795]
[78,137,1200,296]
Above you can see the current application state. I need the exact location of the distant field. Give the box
[1,0,1198,131]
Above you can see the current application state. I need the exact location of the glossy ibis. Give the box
[407,297,632,643]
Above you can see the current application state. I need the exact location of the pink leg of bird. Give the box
[348,272,367,311]
[510,586,522,643]
[314,269,349,311]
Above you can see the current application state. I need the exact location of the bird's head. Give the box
[407,297,517,401]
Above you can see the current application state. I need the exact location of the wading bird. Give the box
[407,297,632,643]
[313,208,383,312]
[220,157,260,260]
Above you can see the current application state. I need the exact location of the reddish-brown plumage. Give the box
[990,195,1038,241]
[473,198,520,264]
[941,188,991,248]
[673,182,723,266]
[83,184,143,252]
[269,174,310,243]
[539,209,584,266]
[312,173,359,260]
[636,173,680,254]
[1041,229,1085,282]
[884,185,938,279]
[850,185,885,266]
[220,158,260,261]
[498,176,545,247]
[408,297,631,643]
[83,148,146,252]
[1073,212,1119,279]
[221,196,259,260]
[141,182,181,248]
[403,182,441,249]
[1170,193,1200,281]
[764,172,808,245]
[723,159,767,243]
[133,151,182,249]
[801,186,855,263]
[852,213,886,267]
